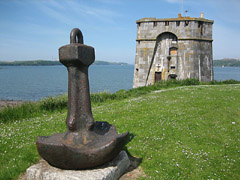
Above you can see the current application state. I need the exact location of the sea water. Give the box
[0,65,239,101]
[0,65,134,101]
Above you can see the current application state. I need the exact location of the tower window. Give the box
[170,49,177,55]
[165,21,169,26]
[176,21,180,26]
[198,22,203,35]
[185,21,189,26]
[154,22,157,27]
[168,74,177,79]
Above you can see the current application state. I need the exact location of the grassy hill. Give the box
[0,80,239,179]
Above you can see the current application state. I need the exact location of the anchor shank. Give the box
[66,65,94,131]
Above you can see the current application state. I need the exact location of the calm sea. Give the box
[0,65,239,101]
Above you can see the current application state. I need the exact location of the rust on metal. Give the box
[36,28,129,170]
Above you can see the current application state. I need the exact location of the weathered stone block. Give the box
[26,151,130,180]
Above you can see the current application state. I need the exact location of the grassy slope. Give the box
[95,85,240,179]
[0,84,240,179]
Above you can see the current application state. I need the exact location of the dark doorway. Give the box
[155,72,162,82]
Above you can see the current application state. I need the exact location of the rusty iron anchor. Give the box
[36,28,129,170]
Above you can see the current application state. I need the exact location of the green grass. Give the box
[0,95,68,124]
[1,79,239,123]
[0,81,240,179]
[93,84,240,179]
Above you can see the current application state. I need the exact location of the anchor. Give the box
[36,28,129,170]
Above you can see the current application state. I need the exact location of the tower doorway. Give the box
[155,72,162,82]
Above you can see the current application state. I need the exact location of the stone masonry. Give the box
[133,13,214,88]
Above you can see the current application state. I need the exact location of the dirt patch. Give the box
[17,172,26,180]
[120,155,146,180]
[0,100,25,110]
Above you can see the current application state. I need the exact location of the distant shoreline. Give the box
[0,60,129,66]
[213,59,240,67]
[1,59,240,67]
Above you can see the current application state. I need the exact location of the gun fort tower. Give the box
[133,13,214,88]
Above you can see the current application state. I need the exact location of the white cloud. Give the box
[32,0,121,25]
[35,2,77,26]
[164,0,180,3]
[47,0,66,10]
[93,0,122,4]
[65,0,121,24]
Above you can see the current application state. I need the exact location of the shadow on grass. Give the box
[123,133,143,172]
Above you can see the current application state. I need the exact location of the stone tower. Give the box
[133,13,214,88]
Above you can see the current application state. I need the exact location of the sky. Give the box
[0,0,240,64]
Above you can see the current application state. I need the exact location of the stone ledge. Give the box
[136,37,213,42]
[26,151,130,180]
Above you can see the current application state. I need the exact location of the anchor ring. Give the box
[70,28,84,44]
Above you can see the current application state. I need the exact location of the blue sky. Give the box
[0,0,240,63]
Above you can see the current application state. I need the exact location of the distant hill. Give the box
[93,61,128,66]
[2,59,240,67]
[214,58,240,67]
[0,60,61,66]
[0,60,128,66]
